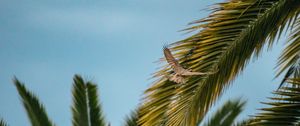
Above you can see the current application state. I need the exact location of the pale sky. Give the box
[0,0,285,125]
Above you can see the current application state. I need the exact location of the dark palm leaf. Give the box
[72,75,106,126]
[72,75,89,126]
[87,83,106,126]
[124,110,139,126]
[13,78,55,126]
[139,1,300,125]
[234,120,254,126]
[0,118,8,126]
[248,78,300,125]
[201,99,246,126]
[277,18,300,87]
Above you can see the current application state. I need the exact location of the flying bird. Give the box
[163,47,218,83]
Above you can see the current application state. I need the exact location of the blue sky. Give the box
[0,0,286,125]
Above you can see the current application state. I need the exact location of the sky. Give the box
[0,0,287,126]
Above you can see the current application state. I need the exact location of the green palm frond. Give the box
[139,1,300,125]
[72,75,106,126]
[124,110,139,126]
[13,78,55,126]
[277,17,300,87]
[201,99,246,126]
[139,80,176,125]
[72,75,89,126]
[87,83,106,126]
[248,78,300,125]
[0,118,8,126]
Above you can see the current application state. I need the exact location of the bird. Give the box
[163,47,218,83]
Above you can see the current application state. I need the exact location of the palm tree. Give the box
[2,75,298,125]
[2,1,300,125]
[0,75,107,126]
[138,0,300,126]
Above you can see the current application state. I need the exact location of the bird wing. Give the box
[163,47,185,73]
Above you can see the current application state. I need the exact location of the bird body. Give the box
[163,47,217,83]
[170,74,186,84]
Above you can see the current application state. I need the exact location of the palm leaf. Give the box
[124,110,139,126]
[0,118,8,126]
[248,78,300,125]
[139,80,177,125]
[72,75,89,126]
[139,0,300,126]
[234,120,253,126]
[201,99,246,126]
[87,83,106,126]
[72,75,106,126]
[276,17,300,87]
[13,78,55,126]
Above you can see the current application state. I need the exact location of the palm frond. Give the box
[248,78,300,125]
[13,78,55,126]
[0,118,8,126]
[276,17,300,88]
[201,99,246,126]
[72,75,107,126]
[124,110,139,126]
[139,1,300,125]
[87,83,106,126]
[234,120,253,126]
[139,80,176,125]
[72,75,90,126]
